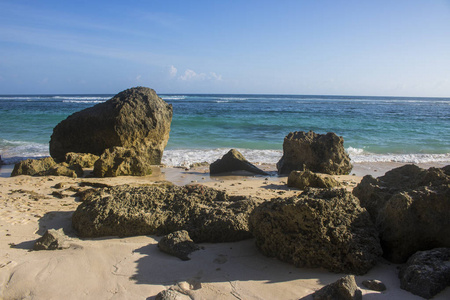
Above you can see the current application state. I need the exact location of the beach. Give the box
[1,93,449,299]
[1,161,449,299]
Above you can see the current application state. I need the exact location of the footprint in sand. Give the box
[213,254,228,264]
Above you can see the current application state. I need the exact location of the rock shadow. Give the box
[131,238,341,297]
[37,210,76,237]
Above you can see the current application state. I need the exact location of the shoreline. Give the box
[0,161,449,299]
[2,160,449,181]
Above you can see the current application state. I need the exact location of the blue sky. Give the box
[1,0,450,96]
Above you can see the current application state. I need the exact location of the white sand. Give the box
[0,162,449,299]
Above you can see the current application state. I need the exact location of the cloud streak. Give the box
[178,69,223,81]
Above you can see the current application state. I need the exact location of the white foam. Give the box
[347,147,450,163]
[162,147,450,167]
[53,96,111,100]
[62,100,106,104]
[160,96,187,100]
[0,140,49,164]
[162,148,283,167]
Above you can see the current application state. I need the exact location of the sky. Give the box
[1,0,450,97]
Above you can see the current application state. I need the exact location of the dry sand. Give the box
[0,162,449,299]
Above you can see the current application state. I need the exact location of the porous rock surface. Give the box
[93,147,153,177]
[50,87,173,164]
[399,248,450,299]
[210,149,268,175]
[11,157,57,176]
[249,188,382,275]
[72,184,259,242]
[312,275,362,300]
[277,131,352,175]
[64,152,99,168]
[353,164,450,263]
[158,230,200,261]
[287,169,341,189]
[11,157,83,178]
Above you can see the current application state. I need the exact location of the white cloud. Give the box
[179,69,203,81]
[136,75,142,81]
[209,72,223,81]
[169,65,177,77]
[178,69,222,81]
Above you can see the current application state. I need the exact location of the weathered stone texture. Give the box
[50,87,172,165]
[353,164,450,263]
[210,149,268,175]
[277,131,352,175]
[72,184,258,242]
[249,188,382,275]
[287,169,341,189]
[399,248,450,299]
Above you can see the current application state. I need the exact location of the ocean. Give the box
[0,93,449,168]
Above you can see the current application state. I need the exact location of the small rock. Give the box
[155,288,191,300]
[33,229,70,250]
[51,191,67,199]
[362,279,386,291]
[210,149,268,175]
[313,275,362,300]
[158,230,200,261]
[54,182,68,189]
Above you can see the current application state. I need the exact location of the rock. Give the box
[312,275,362,300]
[53,182,68,189]
[353,164,450,263]
[158,230,200,261]
[51,191,67,199]
[362,279,386,292]
[46,162,84,178]
[287,169,341,189]
[155,288,191,300]
[72,184,259,242]
[11,157,84,178]
[64,152,99,168]
[11,157,57,176]
[398,248,450,299]
[93,147,152,177]
[277,131,352,175]
[249,188,382,275]
[33,229,70,250]
[210,149,268,175]
[50,87,173,164]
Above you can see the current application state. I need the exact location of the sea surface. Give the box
[0,94,449,167]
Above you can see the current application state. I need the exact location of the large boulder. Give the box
[210,149,268,175]
[287,169,341,189]
[353,164,450,263]
[50,87,173,164]
[399,248,450,299]
[249,188,382,275]
[277,131,352,175]
[72,184,259,242]
[93,147,153,177]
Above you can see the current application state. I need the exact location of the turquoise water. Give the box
[0,94,449,166]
